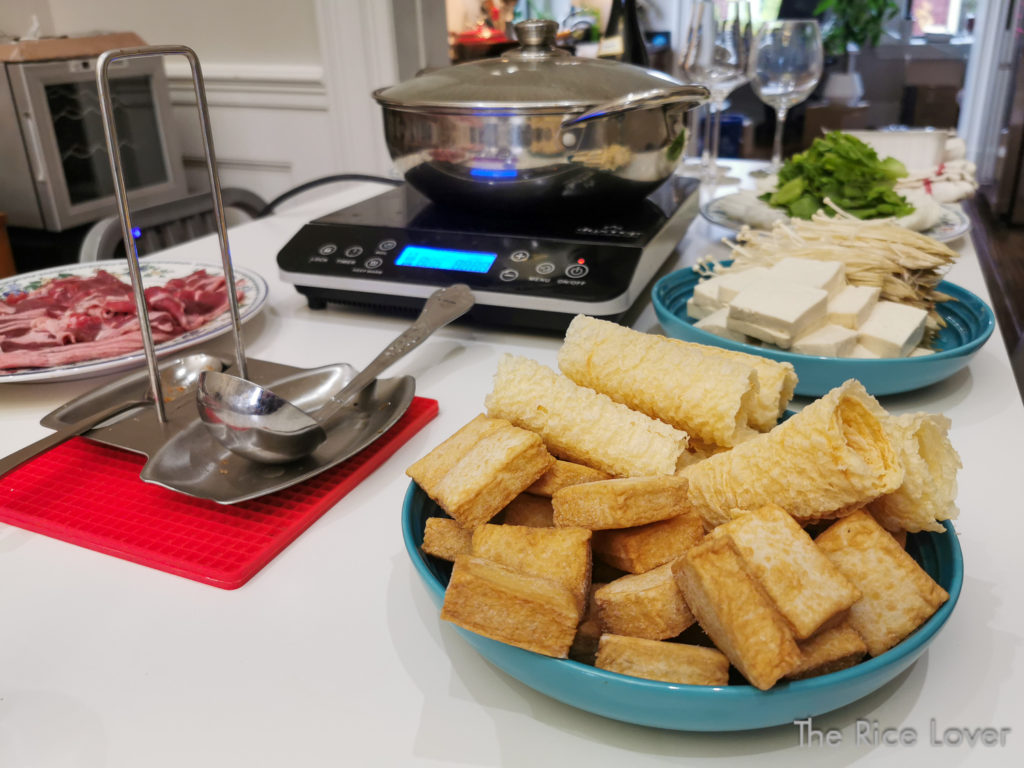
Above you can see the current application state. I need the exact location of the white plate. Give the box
[700,196,971,243]
[0,260,268,383]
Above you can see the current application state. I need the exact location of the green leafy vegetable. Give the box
[761,131,915,220]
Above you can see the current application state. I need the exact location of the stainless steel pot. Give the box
[372,20,709,211]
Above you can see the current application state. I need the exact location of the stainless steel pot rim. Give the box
[372,84,710,117]
[371,90,589,114]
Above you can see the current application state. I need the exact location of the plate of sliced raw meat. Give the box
[0,260,268,383]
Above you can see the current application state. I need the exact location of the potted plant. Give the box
[815,0,900,105]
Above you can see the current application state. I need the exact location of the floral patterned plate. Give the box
[0,260,268,383]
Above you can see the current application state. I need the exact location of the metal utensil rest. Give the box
[96,44,249,421]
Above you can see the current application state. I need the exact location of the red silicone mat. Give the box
[0,397,437,589]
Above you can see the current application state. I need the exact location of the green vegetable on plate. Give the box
[761,131,915,221]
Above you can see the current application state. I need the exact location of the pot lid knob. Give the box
[513,19,562,55]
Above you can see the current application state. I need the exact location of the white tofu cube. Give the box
[909,346,935,357]
[691,275,726,313]
[687,297,716,320]
[767,258,847,297]
[695,307,751,343]
[858,301,929,358]
[727,283,829,339]
[725,316,801,348]
[848,344,882,359]
[828,284,881,329]
[791,324,858,357]
[716,267,773,303]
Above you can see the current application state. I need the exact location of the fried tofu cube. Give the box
[471,524,592,613]
[786,620,868,680]
[569,582,606,664]
[406,414,555,529]
[527,459,613,497]
[673,537,801,690]
[421,517,473,562]
[500,493,555,528]
[441,555,580,658]
[592,512,705,574]
[595,634,730,686]
[815,510,949,656]
[709,504,861,639]
[594,561,695,640]
[552,476,689,530]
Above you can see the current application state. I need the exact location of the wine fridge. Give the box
[0,53,187,232]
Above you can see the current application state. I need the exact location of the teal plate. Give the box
[402,481,963,732]
[651,265,995,397]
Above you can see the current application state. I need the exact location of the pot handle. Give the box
[561,85,709,128]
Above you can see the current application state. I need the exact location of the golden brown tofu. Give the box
[471,524,592,613]
[421,517,473,562]
[441,555,580,658]
[500,493,555,528]
[569,582,606,664]
[527,459,613,497]
[709,504,861,639]
[552,475,689,530]
[594,561,695,640]
[673,537,801,690]
[406,414,555,529]
[595,634,730,686]
[815,510,949,656]
[592,512,705,574]
[786,620,868,680]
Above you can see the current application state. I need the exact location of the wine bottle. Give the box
[597,0,649,66]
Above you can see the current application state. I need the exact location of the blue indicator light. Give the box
[469,167,517,179]
[395,246,497,274]
[131,227,142,238]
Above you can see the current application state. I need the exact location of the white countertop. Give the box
[1,176,1022,767]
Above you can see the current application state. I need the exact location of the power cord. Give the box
[259,174,403,217]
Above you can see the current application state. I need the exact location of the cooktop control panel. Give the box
[276,180,699,330]
[276,223,642,303]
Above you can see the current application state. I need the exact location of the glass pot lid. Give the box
[373,19,693,113]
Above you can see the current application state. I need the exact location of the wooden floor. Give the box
[963,192,1024,399]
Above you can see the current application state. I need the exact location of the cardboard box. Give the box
[0,32,146,63]
[802,102,872,147]
[903,85,961,129]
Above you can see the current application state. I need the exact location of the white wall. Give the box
[0,0,55,39]
[45,0,321,66]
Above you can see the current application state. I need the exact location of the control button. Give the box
[364,257,383,269]
[535,262,555,276]
[345,245,363,257]
[510,250,530,262]
[378,239,397,251]
[565,263,589,278]
[499,268,519,282]
[318,243,338,256]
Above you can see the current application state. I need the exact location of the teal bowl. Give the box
[651,265,995,397]
[401,481,963,732]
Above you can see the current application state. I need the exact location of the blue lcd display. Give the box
[394,245,497,274]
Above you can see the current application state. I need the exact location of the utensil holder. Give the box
[96,44,249,421]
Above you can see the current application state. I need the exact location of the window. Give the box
[907,0,973,36]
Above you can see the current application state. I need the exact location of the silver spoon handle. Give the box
[317,284,475,425]
[0,397,149,478]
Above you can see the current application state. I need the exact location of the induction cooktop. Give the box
[277,176,700,332]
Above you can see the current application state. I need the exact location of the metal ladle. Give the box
[196,283,475,464]
[0,352,224,479]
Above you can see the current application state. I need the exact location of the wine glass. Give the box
[748,18,823,177]
[679,1,751,181]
